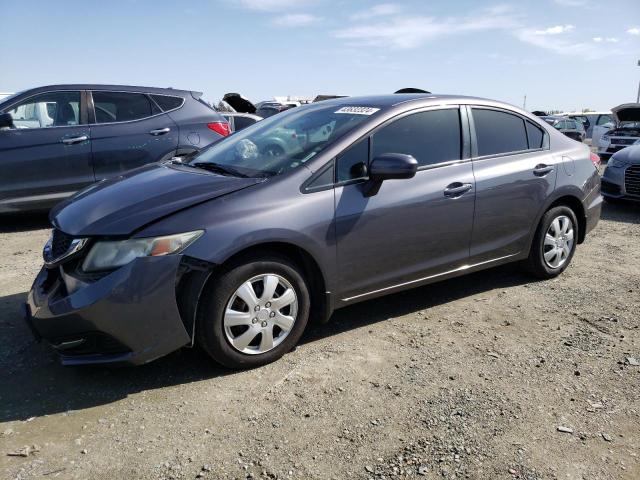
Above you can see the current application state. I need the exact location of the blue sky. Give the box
[0,0,639,112]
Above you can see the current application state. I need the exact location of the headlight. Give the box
[634,139,640,145]
[601,135,610,142]
[81,231,203,272]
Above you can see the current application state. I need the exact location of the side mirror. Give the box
[364,153,418,197]
[0,112,14,129]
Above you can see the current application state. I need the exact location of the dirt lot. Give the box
[0,202,638,480]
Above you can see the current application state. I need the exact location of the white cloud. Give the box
[627,27,640,35]
[593,36,619,43]
[232,0,314,11]
[271,13,320,27]
[552,0,590,6]
[333,7,519,49]
[534,24,574,35]
[351,3,402,20]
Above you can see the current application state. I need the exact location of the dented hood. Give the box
[612,103,640,124]
[50,163,262,237]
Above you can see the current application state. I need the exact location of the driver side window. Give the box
[6,91,81,129]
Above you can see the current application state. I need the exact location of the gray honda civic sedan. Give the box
[24,94,602,369]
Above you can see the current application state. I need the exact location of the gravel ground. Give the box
[0,200,638,480]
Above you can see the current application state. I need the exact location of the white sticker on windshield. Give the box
[335,106,380,115]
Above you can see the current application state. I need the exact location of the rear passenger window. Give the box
[472,108,528,156]
[92,92,160,123]
[151,94,184,112]
[371,109,461,167]
[526,121,544,149]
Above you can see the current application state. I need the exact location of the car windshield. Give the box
[188,104,377,178]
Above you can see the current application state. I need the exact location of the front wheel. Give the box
[196,255,310,369]
[525,206,578,279]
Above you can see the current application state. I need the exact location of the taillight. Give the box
[207,121,231,137]
[590,152,601,168]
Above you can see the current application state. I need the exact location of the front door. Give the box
[89,91,178,180]
[334,107,475,301]
[0,90,94,212]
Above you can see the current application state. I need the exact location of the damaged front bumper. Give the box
[25,255,195,366]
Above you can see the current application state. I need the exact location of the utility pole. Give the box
[637,60,640,103]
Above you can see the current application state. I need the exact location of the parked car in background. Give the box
[597,104,640,160]
[256,104,293,118]
[221,112,263,132]
[541,116,585,142]
[25,94,601,368]
[601,145,640,201]
[224,94,295,119]
[0,84,229,213]
[560,111,613,139]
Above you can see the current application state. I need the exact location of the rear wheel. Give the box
[197,255,310,369]
[525,206,578,279]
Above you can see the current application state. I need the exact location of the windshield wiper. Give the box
[190,162,249,178]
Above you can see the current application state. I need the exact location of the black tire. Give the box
[196,255,310,369]
[524,206,579,279]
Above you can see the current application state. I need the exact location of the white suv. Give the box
[597,104,640,159]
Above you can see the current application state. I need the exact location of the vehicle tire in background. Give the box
[524,206,578,279]
[196,255,310,369]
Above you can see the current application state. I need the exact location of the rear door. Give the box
[468,106,557,263]
[0,90,94,212]
[88,91,178,179]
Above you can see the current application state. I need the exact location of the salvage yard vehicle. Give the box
[600,144,640,201]
[541,116,585,142]
[0,84,230,213]
[24,94,602,369]
[597,103,640,159]
[221,112,263,132]
[560,111,613,139]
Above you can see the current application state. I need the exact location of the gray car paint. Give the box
[0,84,227,213]
[26,94,602,365]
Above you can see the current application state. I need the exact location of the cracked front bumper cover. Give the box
[26,255,191,366]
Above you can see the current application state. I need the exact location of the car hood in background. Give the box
[612,103,640,124]
[50,163,263,237]
[222,93,257,114]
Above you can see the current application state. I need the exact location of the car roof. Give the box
[14,84,198,97]
[316,94,523,110]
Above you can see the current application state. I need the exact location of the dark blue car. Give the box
[24,94,602,369]
[0,84,230,213]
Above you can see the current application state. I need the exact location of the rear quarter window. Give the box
[151,94,184,112]
[526,121,545,149]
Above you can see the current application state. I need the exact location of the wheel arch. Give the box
[547,195,587,244]
[203,241,331,327]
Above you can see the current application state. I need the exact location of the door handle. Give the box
[61,135,89,145]
[443,182,473,198]
[149,127,171,136]
[533,164,554,176]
